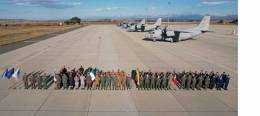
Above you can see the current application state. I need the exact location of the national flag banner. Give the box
[6,68,14,79]
[173,74,177,86]
[136,70,140,85]
[90,69,96,81]
[12,68,20,81]
[53,73,57,82]
[2,69,9,80]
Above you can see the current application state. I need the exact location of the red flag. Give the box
[173,75,177,86]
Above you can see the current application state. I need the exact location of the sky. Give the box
[0,0,238,20]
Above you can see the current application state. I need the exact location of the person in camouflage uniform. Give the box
[22,73,29,89]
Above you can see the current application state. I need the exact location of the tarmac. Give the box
[0,24,237,116]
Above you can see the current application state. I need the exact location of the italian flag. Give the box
[90,68,96,81]
[135,70,140,85]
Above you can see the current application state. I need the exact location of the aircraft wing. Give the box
[174,29,191,33]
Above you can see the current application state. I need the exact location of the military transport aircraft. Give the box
[125,19,145,30]
[128,18,161,32]
[144,16,211,42]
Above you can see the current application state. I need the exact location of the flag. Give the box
[173,74,177,86]
[90,69,96,81]
[53,73,57,82]
[172,69,177,86]
[135,70,140,85]
[12,68,20,81]
[6,68,14,79]
[2,69,9,79]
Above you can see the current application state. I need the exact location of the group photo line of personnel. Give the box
[131,69,231,91]
[22,66,231,91]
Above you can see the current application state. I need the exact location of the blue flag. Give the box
[2,69,8,79]
[6,68,14,79]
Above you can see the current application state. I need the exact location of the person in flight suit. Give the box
[126,73,132,90]
[22,73,29,89]
[186,72,192,90]
[144,72,150,90]
[191,73,197,90]
[150,72,155,89]
[181,73,186,89]
[161,72,167,90]
[204,73,210,90]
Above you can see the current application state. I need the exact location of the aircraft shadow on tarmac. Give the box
[142,38,196,43]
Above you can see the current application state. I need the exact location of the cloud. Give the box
[13,0,81,9]
[200,1,231,5]
[95,6,127,12]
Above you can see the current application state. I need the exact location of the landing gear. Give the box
[153,38,156,42]
[171,38,174,43]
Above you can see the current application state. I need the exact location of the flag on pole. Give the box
[6,68,14,79]
[12,68,20,81]
[90,68,96,81]
[173,74,177,86]
[136,70,140,85]
[172,69,177,86]
[53,73,57,82]
[2,69,9,79]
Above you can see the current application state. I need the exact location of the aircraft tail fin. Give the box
[197,16,211,31]
[154,18,162,26]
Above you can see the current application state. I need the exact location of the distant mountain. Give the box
[0,14,238,21]
[111,14,238,21]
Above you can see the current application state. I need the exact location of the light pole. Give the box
[167,1,173,27]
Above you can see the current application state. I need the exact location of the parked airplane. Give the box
[128,18,161,32]
[144,16,211,42]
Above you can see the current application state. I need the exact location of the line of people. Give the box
[53,66,132,90]
[177,70,230,90]
[22,71,53,89]
[131,69,231,91]
[21,66,231,91]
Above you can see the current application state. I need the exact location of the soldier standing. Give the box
[74,73,80,89]
[106,72,112,90]
[216,73,223,90]
[209,71,215,89]
[126,73,132,90]
[62,73,68,89]
[204,73,210,90]
[42,73,48,89]
[161,72,167,90]
[223,74,230,90]
[56,73,61,89]
[30,74,37,89]
[167,72,173,90]
[100,72,104,90]
[68,71,74,89]
[22,73,29,89]
[150,72,155,89]
[186,72,192,90]
[144,72,150,90]
[196,72,203,90]
[103,72,108,90]
[112,72,117,90]
[121,71,126,90]
[213,72,219,89]
[191,73,197,90]
[80,73,85,89]
[181,73,186,89]
[86,72,92,90]
[37,74,43,89]
[93,71,100,90]
[139,71,145,90]
[155,72,160,90]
